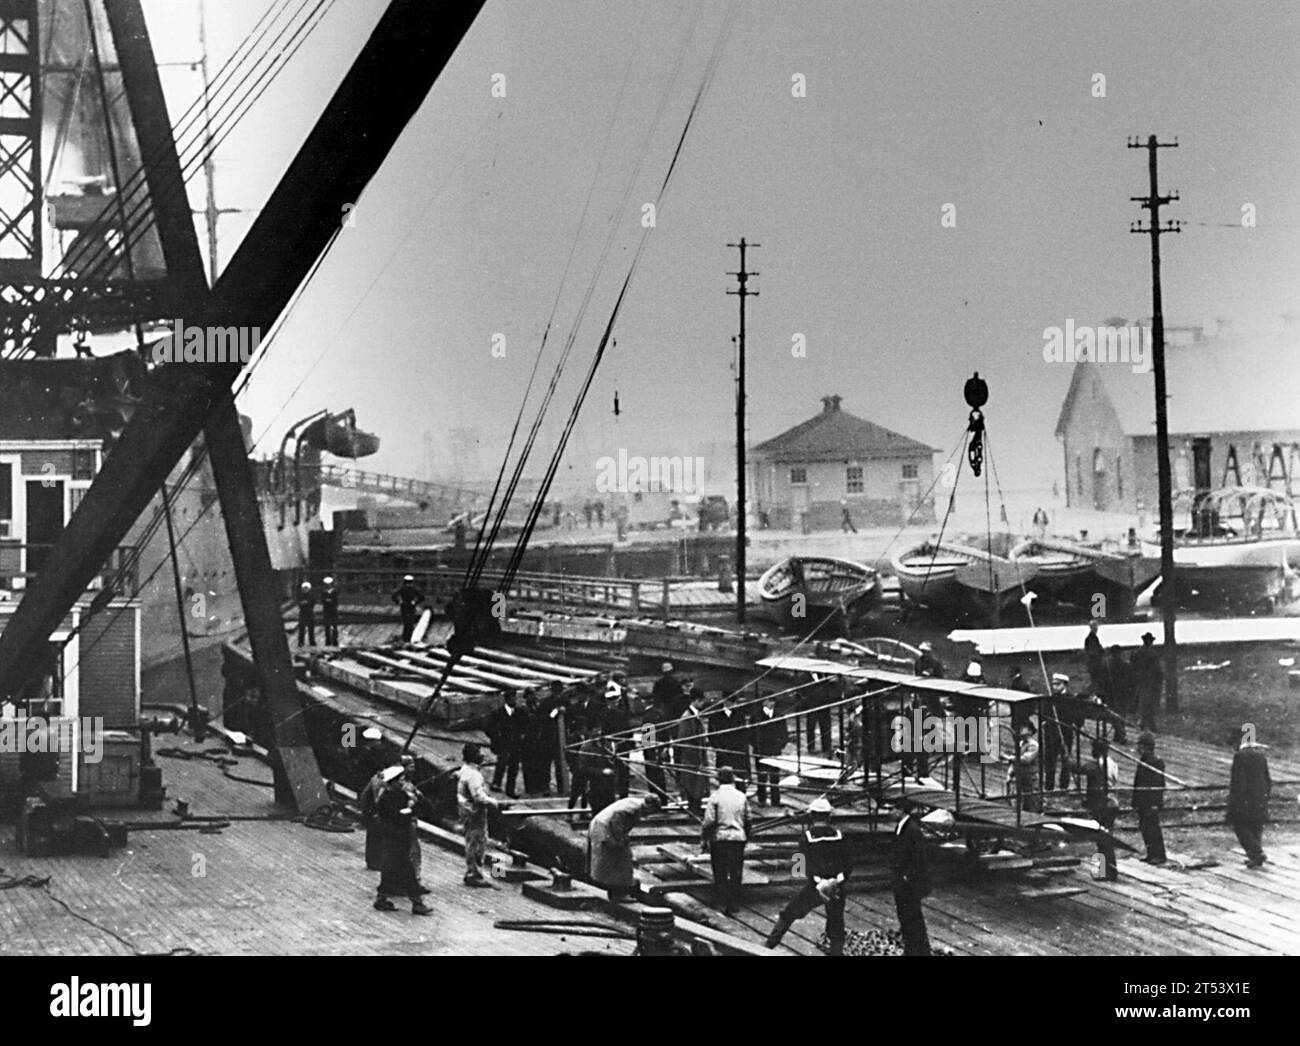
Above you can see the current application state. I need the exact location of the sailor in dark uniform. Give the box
[296,581,316,647]
[765,797,851,955]
[320,575,340,646]
[392,574,425,641]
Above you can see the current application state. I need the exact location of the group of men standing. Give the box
[646,663,791,815]
[1083,620,1164,734]
[295,576,341,647]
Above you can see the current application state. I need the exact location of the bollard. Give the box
[552,870,572,891]
[637,907,676,957]
[717,554,734,594]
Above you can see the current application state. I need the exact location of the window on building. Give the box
[901,463,918,480]
[1116,455,1124,500]
[790,467,807,485]
[72,448,96,481]
[846,465,864,494]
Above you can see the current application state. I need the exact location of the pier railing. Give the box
[316,565,754,619]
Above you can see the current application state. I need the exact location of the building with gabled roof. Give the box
[1054,318,1300,515]
[750,395,937,530]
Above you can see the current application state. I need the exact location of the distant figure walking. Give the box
[392,574,425,642]
[583,500,594,528]
[1227,730,1272,868]
[1032,506,1049,538]
[594,500,605,527]
[296,581,316,648]
[840,500,858,534]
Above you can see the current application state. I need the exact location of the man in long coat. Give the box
[1227,731,1272,867]
[676,690,710,815]
[359,761,392,872]
[373,767,432,915]
[892,798,933,955]
[587,793,662,900]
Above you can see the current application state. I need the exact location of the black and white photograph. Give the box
[0,0,1296,1012]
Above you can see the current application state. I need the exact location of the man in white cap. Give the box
[295,580,316,648]
[391,574,425,641]
[320,575,340,646]
[962,660,983,684]
[765,797,851,955]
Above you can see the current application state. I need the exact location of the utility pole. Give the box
[727,238,758,623]
[1129,135,1183,712]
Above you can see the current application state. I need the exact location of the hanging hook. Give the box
[964,372,988,478]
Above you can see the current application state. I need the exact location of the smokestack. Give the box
[821,394,842,415]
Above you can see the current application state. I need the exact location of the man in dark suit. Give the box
[1227,730,1272,867]
[752,697,788,807]
[710,693,753,784]
[892,799,933,955]
[1132,732,1167,864]
[652,661,683,715]
[1083,619,1105,692]
[1132,632,1163,732]
[486,693,526,798]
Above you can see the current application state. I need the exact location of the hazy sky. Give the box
[149,0,1300,495]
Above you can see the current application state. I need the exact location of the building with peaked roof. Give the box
[1054,318,1300,516]
[749,395,937,529]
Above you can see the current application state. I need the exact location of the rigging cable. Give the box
[466,4,713,588]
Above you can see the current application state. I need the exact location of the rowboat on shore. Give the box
[892,538,1038,623]
[1010,536,1160,618]
[757,555,882,632]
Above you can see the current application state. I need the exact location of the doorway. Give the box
[25,480,65,575]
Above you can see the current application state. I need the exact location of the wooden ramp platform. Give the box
[951,617,1300,656]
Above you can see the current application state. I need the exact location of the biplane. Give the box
[749,653,1138,855]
